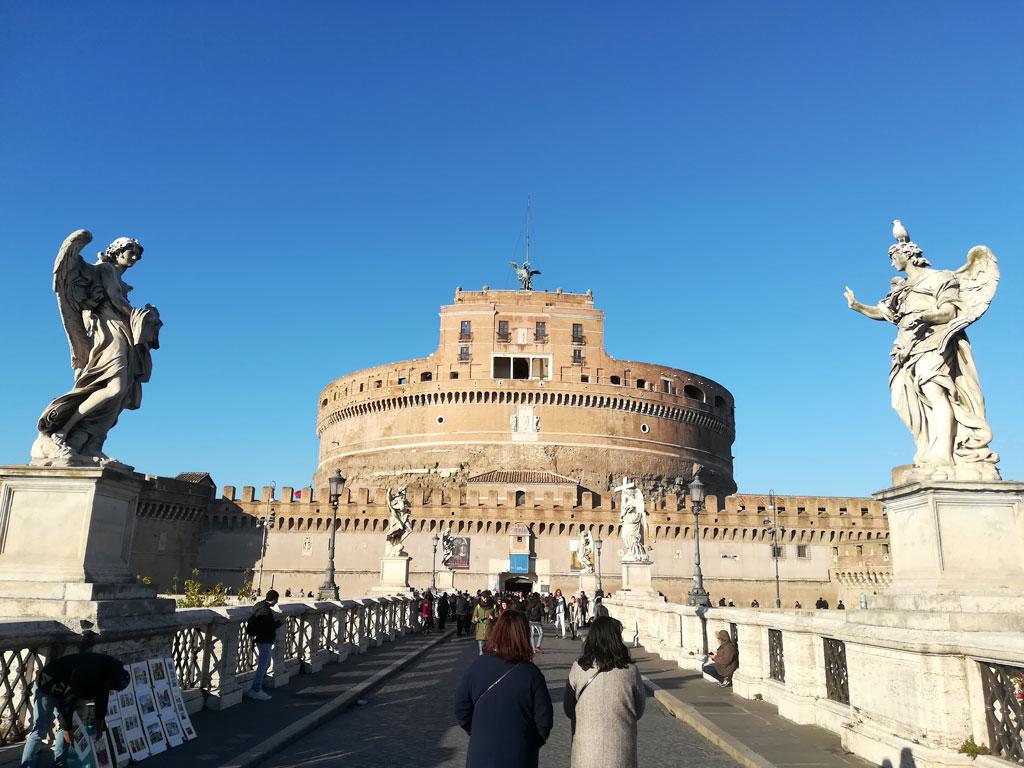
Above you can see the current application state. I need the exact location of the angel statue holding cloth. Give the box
[31,230,162,468]
[844,222,1001,482]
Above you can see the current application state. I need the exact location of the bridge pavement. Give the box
[257,629,740,768]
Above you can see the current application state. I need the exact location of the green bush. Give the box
[958,737,990,759]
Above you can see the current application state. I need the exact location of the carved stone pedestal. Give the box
[873,479,1024,612]
[620,560,657,596]
[578,573,599,595]
[371,556,414,596]
[0,465,174,626]
[435,569,455,591]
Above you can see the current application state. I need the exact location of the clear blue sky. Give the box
[2,3,1022,497]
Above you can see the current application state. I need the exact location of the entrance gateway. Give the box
[502,575,534,597]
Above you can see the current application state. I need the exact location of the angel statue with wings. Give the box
[440,528,455,570]
[615,477,651,562]
[31,230,162,467]
[574,529,595,574]
[844,223,1001,482]
[509,259,540,291]
[384,487,413,557]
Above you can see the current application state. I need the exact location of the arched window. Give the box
[515,490,526,507]
[636,378,646,389]
[420,372,432,382]
[683,384,705,401]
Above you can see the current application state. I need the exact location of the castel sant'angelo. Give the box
[164,265,892,606]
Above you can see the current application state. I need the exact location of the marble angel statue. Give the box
[844,223,1000,481]
[31,230,162,467]
[616,477,650,562]
[575,529,595,574]
[441,528,455,570]
[384,487,413,556]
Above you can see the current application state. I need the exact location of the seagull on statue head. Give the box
[892,219,910,243]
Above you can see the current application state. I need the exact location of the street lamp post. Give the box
[763,489,784,608]
[686,475,712,608]
[431,533,440,591]
[594,536,604,595]
[318,470,346,600]
[256,509,276,596]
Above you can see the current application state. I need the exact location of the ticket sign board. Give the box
[508,553,529,574]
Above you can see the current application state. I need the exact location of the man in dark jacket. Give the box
[21,634,130,768]
[455,592,470,637]
[593,596,610,618]
[526,594,545,652]
[246,589,282,701]
[437,592,450,630]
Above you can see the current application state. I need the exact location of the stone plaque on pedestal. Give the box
[873,479,1024,612]
[578,573,599,594]
[435,569,455,591]
[620,560,657,595]
[0,465,174,625]
[371,556,414,596]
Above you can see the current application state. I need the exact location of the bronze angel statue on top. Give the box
[31,230,162,467]
[844,221,1000,482]
[510,259,540,290]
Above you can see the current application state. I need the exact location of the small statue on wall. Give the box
[31,230,162,467]
[441,528,455,570]
[384,487,413,557]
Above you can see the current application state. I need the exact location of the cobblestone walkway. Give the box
[260,629,740,768]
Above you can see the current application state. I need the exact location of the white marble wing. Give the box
[52,229,98,372]
[954,246,999,324]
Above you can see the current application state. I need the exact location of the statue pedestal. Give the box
[0,465,174,626]
[578,572,599,594]
[371,556,414,596]
[620,560,657,596]
[435,570,456,591]
[872,480,1024,612]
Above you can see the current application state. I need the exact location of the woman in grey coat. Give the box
[563,616,646,768]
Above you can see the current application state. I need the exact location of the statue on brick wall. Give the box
[575,529,595,574]
[615,477,650,562]
[441,528,455,570]
[31,230,162,467]
[384,487,413,557]
[844,222,1001,482]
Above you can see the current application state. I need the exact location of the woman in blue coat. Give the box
[455,610,553,768]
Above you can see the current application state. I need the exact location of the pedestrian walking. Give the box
[438,591,450,630]
[526,593,545,652]
[21,632,131,768]
[578,591,589,626]
[245,589,282,700]
[593,595,609,619]
[472,592,498,655]
[420,592,434,633]
[702,629,739,687]
[569,595,581,640]
[455,610,553,768]
[455,592,470,637]
[563,616,645,768]
[553,589,569,638]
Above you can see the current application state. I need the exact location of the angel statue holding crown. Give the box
[844,223,1001,482]
[31,230,162,467]
[384,487,413,557]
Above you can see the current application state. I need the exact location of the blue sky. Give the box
[2,3,1022,497]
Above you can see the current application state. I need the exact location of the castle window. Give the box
[321,398,328,407]
[572,323,584,344]
[883,544,890,558]
[515,490,526,507]
[397,377,407,385]
[459,346,470,362]
[856,544,863,556]
[860,507,870,515]
[459,320,472,341]
[449,372,459,379]
[493,355,550,380]
[497,320,510,341]
[513,357,529,378]
[420,372,433,382]
[581,374,589,383]
[572,349,584,364]
[535,322,547,342]
[359,383,364,392]
[436,416,444,424]
[636,378,646,389]
[662,379,672,394]
[374,380,382,388]
[797,545,808,558]
[771,544,785,559]
[610,375,621,385]
[683,384,705,401]
[531,358,549,378]
[640,423,650,434]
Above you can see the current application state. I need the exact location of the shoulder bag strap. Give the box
[574,669,601,701]
[474,664,519,707]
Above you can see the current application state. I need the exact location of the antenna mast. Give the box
[525,197,532,263]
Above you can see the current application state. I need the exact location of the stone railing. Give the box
[606,593,1024,768]
[0,596,417,747]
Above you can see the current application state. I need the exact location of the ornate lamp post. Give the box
[318,469,346,600]
[594,536,604,595]
[686,475,712,608]
[431,533,440,591]
[763,489,785,608]
[256,508,276,596]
